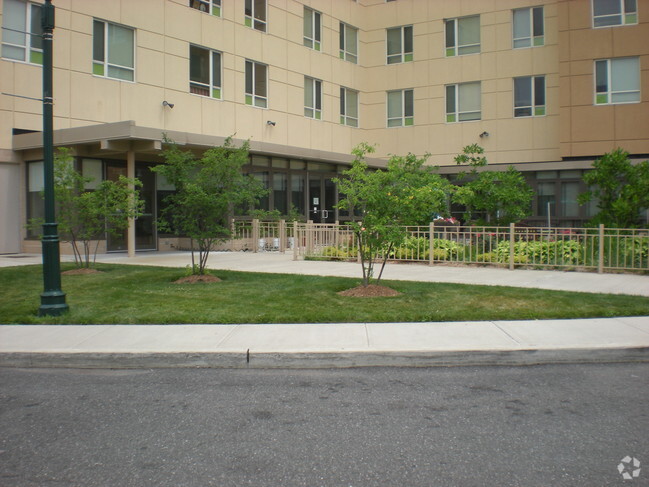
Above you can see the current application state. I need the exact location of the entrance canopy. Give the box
[12,120,387,168]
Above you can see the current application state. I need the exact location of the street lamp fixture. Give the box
[38,0,68,316]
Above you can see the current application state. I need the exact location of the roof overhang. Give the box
[12,120,388,168]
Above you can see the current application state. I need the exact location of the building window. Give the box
[514,75,545,117]
[93,20,135,81]
[189,0,221,16]
[304,77,322,120]
[595,57,640,104]
[513,6,544,48]
[189,45,221,99]
[445,16,480,57]
[593,0,637,27]
[340,87,359,127]
[245,0,266,32]
[386,25,413,64]
[1,0,43,64]
[446,82,480,122]
[245,60,267,108]
[339,22,358,64]
[303,7,321,51]
[387,89,414,127]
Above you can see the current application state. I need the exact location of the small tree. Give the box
[335,144,451,287]
[452,144,533,225]
[153,137,267,275]
[577,148,649,228]
[31,148,144,268]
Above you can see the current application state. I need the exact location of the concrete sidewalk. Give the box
[0,251,648,368]
[3,250,647,296]
[1,318,648,368]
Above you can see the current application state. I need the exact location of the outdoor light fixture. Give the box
[266,120,276,126]
[162,100,174,108]
[479,131,489,138]
[38,0,68,316]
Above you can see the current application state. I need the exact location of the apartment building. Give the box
[1,0,647,254]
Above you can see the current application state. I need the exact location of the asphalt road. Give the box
[1,364,647,487]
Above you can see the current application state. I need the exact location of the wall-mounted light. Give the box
[479,131,489,138]
[266,120,276,126]
[162,100,174,109]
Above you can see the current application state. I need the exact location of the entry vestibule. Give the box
[308,174,337,223]
[244,156,341,224]
[105,161,157,252]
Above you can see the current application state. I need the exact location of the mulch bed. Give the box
[173,274,222,284]
[62,268,102,275]
[337,284,401,297]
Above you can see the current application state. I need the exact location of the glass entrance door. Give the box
[308,175,336,223]
[106,162,157,251]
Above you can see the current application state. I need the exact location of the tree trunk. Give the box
[190,238,196,274]
[376,242,393,284]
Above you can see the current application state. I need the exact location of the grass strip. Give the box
[0,264,647,324]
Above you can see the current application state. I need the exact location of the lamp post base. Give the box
[38,290,69,317]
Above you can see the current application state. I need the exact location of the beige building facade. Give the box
[1,0,647,254]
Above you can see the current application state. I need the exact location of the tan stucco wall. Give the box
[559,0,649,157]
[1,0,569,168]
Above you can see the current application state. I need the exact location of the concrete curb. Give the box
[2,347,647,369]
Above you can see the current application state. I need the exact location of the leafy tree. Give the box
[153,137,267,275]
[452,144,533,225]
[30,148,144,268]
[577,148,649,228]
[335,144,451,287]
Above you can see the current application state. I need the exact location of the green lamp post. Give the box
[38,0,68,316]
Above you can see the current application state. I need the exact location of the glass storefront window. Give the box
[291,175,305,215]
[273,173,288,214]
[272,158,288,169]
[82,159,102,189]
[537,182,555,216]
[251,155,269,167]
[561,182,580,217]
[559,170,581,179]
[536,170,557,179]
[251,171,269,210]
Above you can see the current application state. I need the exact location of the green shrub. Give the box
[496,239,584,265]
[321,246,342,257]
[431,238,465,259]
[320,246,356,258]
[392,247,429,260]
[390,236,429,261]
[431,248,449,260]
[475,252,497,263]
[621,236,649,267]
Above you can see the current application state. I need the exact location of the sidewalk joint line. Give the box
[214,324,240,348]
[492,322,523,345]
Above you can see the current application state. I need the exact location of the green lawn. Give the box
[1,264,648,324]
